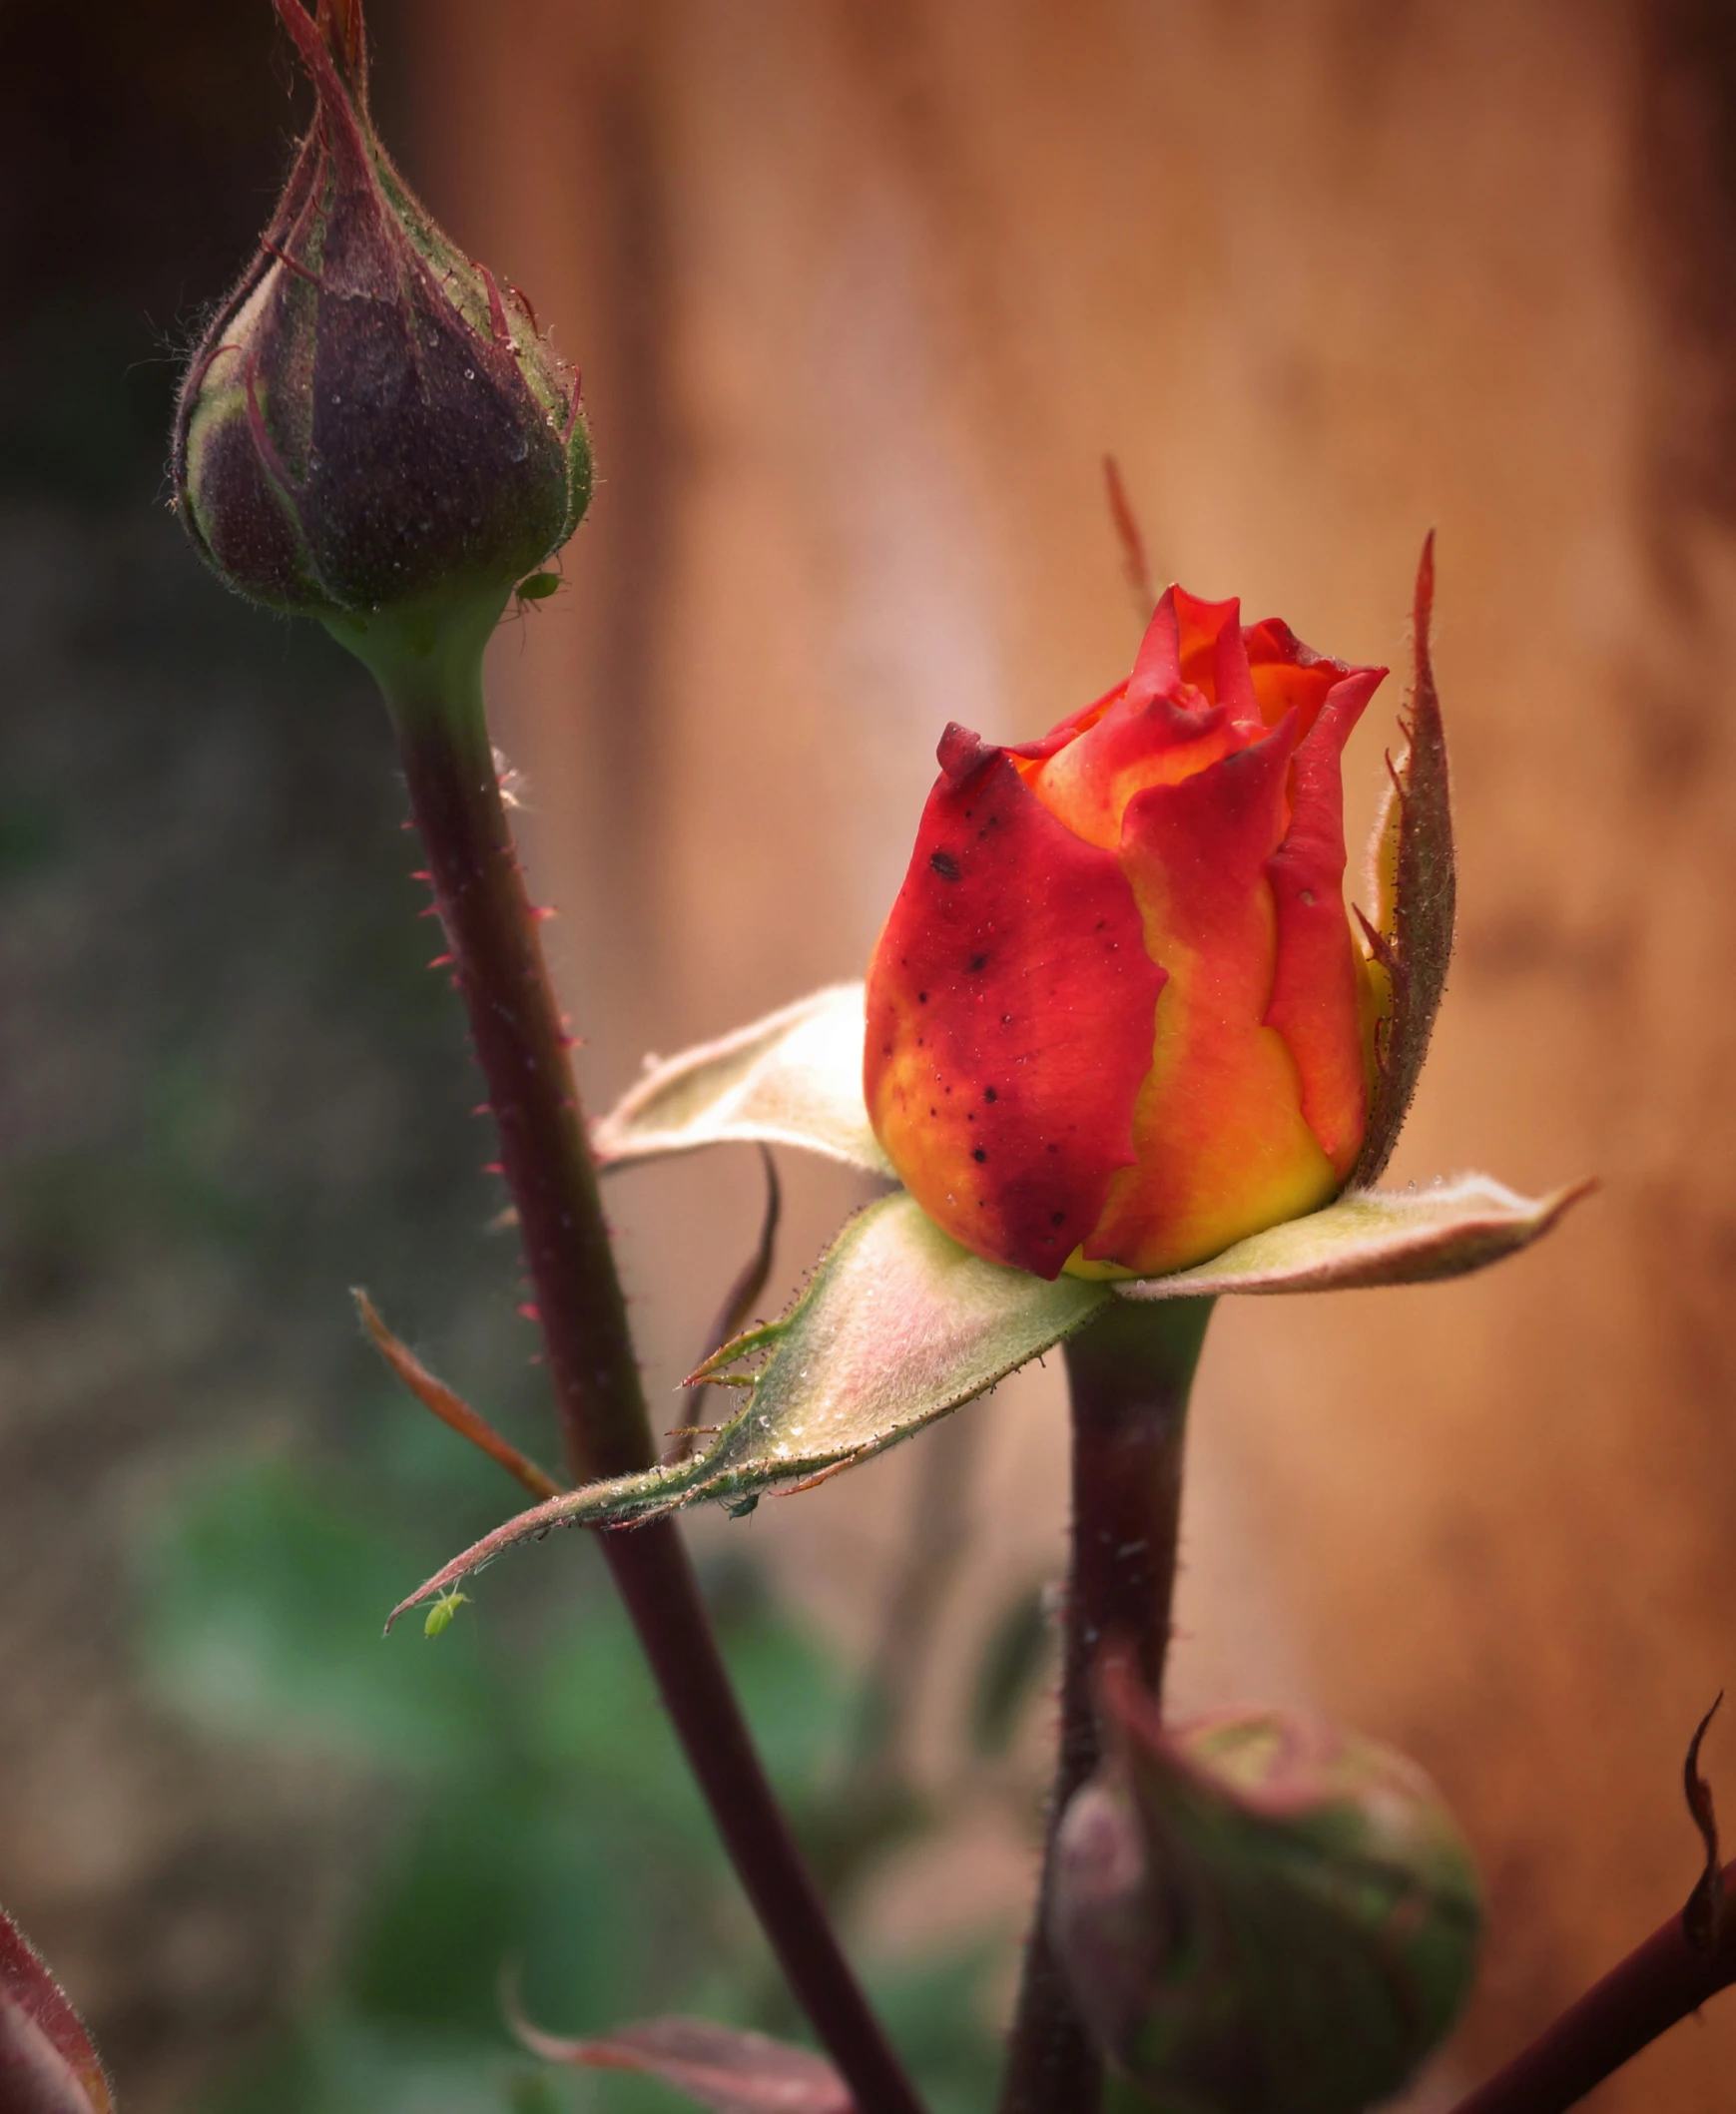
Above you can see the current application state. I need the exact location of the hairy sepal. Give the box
[1351,534,1455,1185]
[0,1908,112,2114]
[592,984,893,1177]
[1113,1174,1593,1300]
[388,1193,1108,1627]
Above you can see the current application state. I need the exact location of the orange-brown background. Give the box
[2,0,1735,2107]
[406,1,1736,2105]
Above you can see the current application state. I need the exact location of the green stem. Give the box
[996,1295,1214,2114]
[329,599,927,2114]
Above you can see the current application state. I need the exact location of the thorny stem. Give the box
[996,1296,1214,2114]
[346,606,926,2114]
[1447,1854,1736,2114]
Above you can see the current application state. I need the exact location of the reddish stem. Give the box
[1449,1859,1736,2114]
[996,1296,1213,2114]
[386,676,925,2114]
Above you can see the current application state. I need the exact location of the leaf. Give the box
[387,1196,1110,1629]
[1351,533,1456,1186]
[592,984,893,1179]
[1113,1174,1593,1301]
[510,2012,852,2114]
[0,1907,112,2114]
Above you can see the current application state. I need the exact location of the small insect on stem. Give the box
[513,570,561,613]
[423,1586,471,1638]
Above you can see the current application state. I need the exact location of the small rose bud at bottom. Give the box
[1048,1661,1481,2114]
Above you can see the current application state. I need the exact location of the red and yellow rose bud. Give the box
[865,587,1386,1280]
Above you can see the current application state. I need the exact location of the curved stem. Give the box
[996,1295,1214,2114]
[341,609,925,2114]
[1448,1857,1736,2114]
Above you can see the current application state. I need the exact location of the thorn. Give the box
[471,1103,491,1117]
[517,1303,540,1321]
[428,952,454,968]
[409,870,432,883]
[482,1161,505,1176]
[1684,1693,1726,1953]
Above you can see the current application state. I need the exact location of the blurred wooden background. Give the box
[3,0,1736,2106]
[406,0,1736,2103]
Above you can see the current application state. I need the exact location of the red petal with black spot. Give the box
[865,730,1166,1279]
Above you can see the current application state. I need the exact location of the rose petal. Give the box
[867,739,1164,1279]
[1089,717,1336,1277]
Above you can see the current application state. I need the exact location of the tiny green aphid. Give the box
[515,571,561,603]
[423,1588,470,1639]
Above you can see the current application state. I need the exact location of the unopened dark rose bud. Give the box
[173,0,589,622]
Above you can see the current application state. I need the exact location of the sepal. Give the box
[0,1906,113,2114]
[510,2010,850,2114]
[386,1194,1108,1628]
[592,985,892,1178]
[1350,535,1455,1186]
[1048,1654,1480,2113]
[1112,1173,1592,1301]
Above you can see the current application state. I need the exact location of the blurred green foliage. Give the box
[136,1437,1006,2114]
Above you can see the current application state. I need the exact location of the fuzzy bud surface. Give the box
[173,0,590,620]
